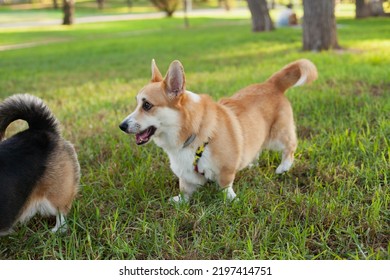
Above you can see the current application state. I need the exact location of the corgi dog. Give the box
[0,94,80,235]
[119,59,317,203]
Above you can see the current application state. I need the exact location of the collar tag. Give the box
[182,134,196,148]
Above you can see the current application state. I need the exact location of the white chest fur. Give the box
[154,134,216,185]
[166,146,211,185]
[151,90,216,185]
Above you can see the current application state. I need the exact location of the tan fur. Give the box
[22,140,80,217]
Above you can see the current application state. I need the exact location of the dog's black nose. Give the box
[119,122,128,132]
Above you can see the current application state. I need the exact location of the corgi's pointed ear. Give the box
[151,59,163,82]
[164,60,186,99]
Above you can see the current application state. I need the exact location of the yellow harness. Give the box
[193,141,209,174]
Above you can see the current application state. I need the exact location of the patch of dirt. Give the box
[297,125,317,140]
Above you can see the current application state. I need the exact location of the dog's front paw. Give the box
[275,165,287,174]
[222,186,238,202]
[169,195,189,204]
[276,161,293,174]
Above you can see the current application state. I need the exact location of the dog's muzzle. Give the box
[119,117,141,134]
[119,122,128,132]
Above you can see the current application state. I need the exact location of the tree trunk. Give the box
[53,0,59,9]
[63,0,75,25]
[97,0,105,9]
[183,0,191,28]
[270,0,275,9]
[246,0,275,32]
[356,0,372,18]
[302,0,339,51]
[356,0,385,18]
[370,0,385,16]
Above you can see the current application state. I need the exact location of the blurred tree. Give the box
[247,0,275,32]
[356,0,371,17]
[63,0,74,25]
[53,0,59,9]
[302,0,340,51]
[356,0,385,18]
[218,0,234,10]
[150,0,180,17]
[183,0,190,27]
[97,0,105,9]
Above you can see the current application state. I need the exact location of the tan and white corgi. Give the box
[119,59,317,203]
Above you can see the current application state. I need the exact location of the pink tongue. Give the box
[136,129,150,144]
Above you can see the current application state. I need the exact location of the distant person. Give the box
[277,4,298,27]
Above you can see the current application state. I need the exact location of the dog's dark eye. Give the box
[142,101,153,111]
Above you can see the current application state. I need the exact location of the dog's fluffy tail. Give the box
[0,94,59,140]
[267,59,318,93]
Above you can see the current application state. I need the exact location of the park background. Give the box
[0,0,389,259]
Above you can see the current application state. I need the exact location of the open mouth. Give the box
[135,126,157,145]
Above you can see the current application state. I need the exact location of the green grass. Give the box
[0,13,389,260]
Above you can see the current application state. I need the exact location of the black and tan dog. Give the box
[0,94,80,235]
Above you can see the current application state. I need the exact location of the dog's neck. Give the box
[154,91,216,152]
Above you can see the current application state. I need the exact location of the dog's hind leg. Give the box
[276,149,295,174]
[248,152,260,168]
[52,213,67,233]
[275,130,297,174]
[269,110,297,174]
[0,228,15,236]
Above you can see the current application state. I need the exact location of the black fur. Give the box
[0,94,59,231]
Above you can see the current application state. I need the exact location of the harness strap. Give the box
[193,141,209,175]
